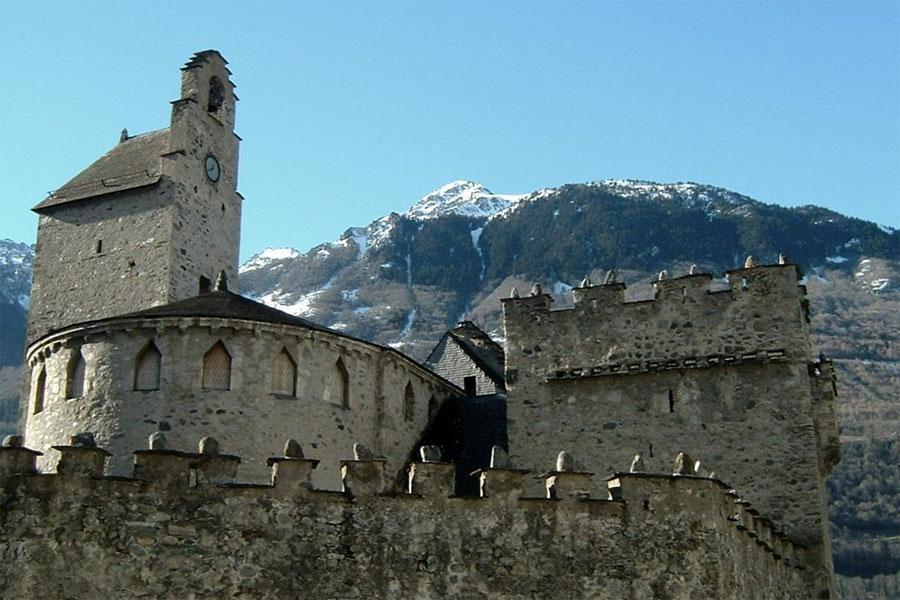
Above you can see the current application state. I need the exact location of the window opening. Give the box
[272,349,297,396]
[33,365,46,414]
[740,277,749,291]
[207,76,225,113]
[95,240,103,254]
[463,376,477,396]
[134,342,162,391]
[202,341,232,390]
[403,381,415,422]
[66,350,86,399]
[199,276,211,294]
[428,396,439,421]
[333,358,350,408]
[668,389,675,413]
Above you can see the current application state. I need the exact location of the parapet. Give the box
[1,436,815,598]
[502,260,812,378]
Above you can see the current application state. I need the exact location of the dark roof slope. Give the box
[114,290,327,332]
[34,128,170,211]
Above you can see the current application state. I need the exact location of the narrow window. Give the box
[207,76,225,113]
[272,349,297,396]
[66,350,86,399]
[134,341,162,391]
[95,239,103,254]
[332,357,350,408]
[740,277,749,291]
[202,341,231,390]
[463,376,477,396]
[428,396,439,421]
[33,365,46,414]
[403,381,415,422]
[648,442,654,458]
[199,276,211,294]
[668,389,675,413]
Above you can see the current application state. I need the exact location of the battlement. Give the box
[502,261,811,379]
[1,435,807,568]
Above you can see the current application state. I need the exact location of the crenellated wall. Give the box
[0,438,813,600]
[22,316,457,489]
[502,263,837,598]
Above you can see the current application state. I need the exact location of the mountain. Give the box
[239,179,898,357]
[0,239,32,438]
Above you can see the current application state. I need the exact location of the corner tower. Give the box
[26,50,241,344]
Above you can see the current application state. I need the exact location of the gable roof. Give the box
[427,321,506,388]
[34,128,170,212]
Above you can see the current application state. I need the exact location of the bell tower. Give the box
[26,50,242,344]
[162,50,242,304]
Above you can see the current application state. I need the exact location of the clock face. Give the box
[205,155,220,182]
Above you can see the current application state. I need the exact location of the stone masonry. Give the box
[1,438,809,600]
[502,264,840,598]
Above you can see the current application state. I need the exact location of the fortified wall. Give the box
[502,262,840,598]
[1,435,811,600]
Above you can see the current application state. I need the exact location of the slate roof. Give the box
[113,290,327,332]
[34,128,170,211]
[448,321,505,387]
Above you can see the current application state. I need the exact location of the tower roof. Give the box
[33,128,169,212]
[114,289,328,332]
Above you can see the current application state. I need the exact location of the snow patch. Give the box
[353,306,371,315]
[878,224,896,234]
[552,281,573,295]
[240,247,301,273]
[826,256,848,264]
[341,289,359,302]
[470,227,485,280]
[399,309,416,339]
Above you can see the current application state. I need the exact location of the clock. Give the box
[205,155,221,182]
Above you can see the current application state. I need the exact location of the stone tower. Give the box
[26,50,241,344]
[501,263,840,598]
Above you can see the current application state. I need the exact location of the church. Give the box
[2,50,839,599]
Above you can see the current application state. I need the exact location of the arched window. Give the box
[202,341,232,390]
[207,76,225,113]
[403,381,415,422]
[428,395,439,421]
[331,357,350,408]
[134,342,162,391]
[33,365,46,414]
[66,350,86,399]
[272,348,297,397]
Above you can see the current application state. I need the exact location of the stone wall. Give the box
[22,316,457,489]
[0,441,812,600]
[27,186,176,343]
[502,263,837,598]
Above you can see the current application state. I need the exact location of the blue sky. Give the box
[1,1,898,262]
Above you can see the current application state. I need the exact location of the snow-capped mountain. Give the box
[0,239,34,308]
[406,180,527,221]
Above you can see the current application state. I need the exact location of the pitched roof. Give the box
[431,321,505,388]
[113,290,327,332]
[33,128,170,211]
